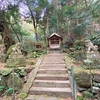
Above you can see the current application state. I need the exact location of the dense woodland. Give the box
[0,0,100,51]
[0,0,100,100]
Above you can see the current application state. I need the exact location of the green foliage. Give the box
[0,86,5,91]
[20,92,28,100]
[22,37,35,53]
[91,33,100,45]
[83,92,93,99]
[0,69,12,76]
[4,88,13,96]
[76,96,85,100]
[71,24,86,35]
[82,65,88,69]
[18,69,26,77]
[75,46,82,50]
[33,51,38,58]
[27,60,36,65]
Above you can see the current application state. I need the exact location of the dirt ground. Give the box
[0,62,6,70]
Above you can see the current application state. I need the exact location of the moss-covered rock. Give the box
[0,69,12,76]
[6,45,15,58]
[6,58,26,68]
[82,91,92,98]
[0,76,8,87]
[75,68,91,88]
[7,73,23,91]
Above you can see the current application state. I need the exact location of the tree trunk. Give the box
[28,6,38,42]
[45,15,49,43]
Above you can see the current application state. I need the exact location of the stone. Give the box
[78,87,87,92]
[75,71,91,88]
[93,86,100,94]
[7,73,23,91]
[93,74,100,83]
[12,42,22,54]
[98,83,100,88]
[93,94,100,99]
[85,40,98,53]
[82,91,92,98]
[0,69,12,76]
[85,40,100,63]
[6,42,26,68]
[6,58,26,68]
[0,76,8,87]
[93,82,99,87]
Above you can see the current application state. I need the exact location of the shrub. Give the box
[19,92,28,99]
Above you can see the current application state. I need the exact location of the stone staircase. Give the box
[26,53,72,99]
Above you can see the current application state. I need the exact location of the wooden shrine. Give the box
[48,33,63,49]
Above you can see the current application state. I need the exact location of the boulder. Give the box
[75,69,91,88]
[78,87,87,92]
[93,82,99,87]
[82,91,92,98]
[93,86,100,94]
[7,73,23,91]
[0,69,12,76]
[93,74,100,83]
[0,76,8,87]
[6,58,26,68]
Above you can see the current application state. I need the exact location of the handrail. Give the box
[71,66,75,100]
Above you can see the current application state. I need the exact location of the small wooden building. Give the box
[48,33,63,49]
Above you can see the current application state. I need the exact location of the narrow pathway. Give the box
[26,52,72,100]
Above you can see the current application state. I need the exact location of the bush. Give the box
[91,34,100,45]
[0,86,5,91]
[20,92,28,99]
[4,88,13,96]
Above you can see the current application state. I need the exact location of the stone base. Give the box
[6,58,26,68]
[9,53,23,59]
[86,52,100,60]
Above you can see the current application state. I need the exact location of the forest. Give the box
[0,0,100,51]
[0,0,100,100]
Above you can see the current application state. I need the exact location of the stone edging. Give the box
[21,55,43,93]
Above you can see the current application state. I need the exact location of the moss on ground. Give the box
[19,92,28,100]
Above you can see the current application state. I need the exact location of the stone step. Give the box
[35,74,69,80]
[25,95,61,100]
[40,64,66,66]
[29,87,72,98]
[38,69,67,74]
[33,80,70,88]
[40,65,66,69]
[42,63,65,64]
